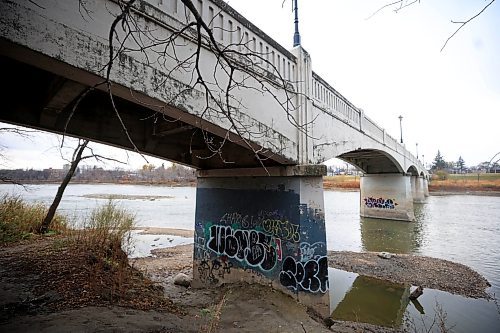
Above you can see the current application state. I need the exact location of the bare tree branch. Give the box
[367,0,496,52]
[441,0,496,52]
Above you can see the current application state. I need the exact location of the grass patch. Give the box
[0,194,67,244]
[430,173,500,192]
[0,197,179,314]
[323,175,360,189]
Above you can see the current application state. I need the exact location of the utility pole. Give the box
[398,115,403,144]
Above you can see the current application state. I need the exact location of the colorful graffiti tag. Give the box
[363,197,398,209]
[206,225,281,271]
[194,185,329,302]
[262,218,300,242]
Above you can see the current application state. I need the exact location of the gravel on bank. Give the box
[328,251,491,299]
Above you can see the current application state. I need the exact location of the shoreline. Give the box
[5,181,500,197]
[133,227,492,299]
[1,233,493,333]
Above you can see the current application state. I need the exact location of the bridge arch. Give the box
[407,165,419,176]
[336,148,404,174]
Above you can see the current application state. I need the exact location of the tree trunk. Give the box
[39,140,89,233]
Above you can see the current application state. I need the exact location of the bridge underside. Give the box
[0,53,288,170]
[338,149,402,174]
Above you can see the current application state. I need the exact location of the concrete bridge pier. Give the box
[423,178,430,197]
[192,165,330,316]
[360,174,416,221]
[411,176,426,203]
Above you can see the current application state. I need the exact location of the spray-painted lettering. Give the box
[206,225,280,271]
[363,197,398,209]
[262,219,301,242]
[198,257,233,285]
[279,256,328,293]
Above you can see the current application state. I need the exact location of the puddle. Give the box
[328,268,500,332]
[126,230,193,258]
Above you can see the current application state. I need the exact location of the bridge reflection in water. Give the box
[329,268,410,328]
[360,213,425,254]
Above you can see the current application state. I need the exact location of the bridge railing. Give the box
[311,72,421,168]
[143,0,297,83]
[311,72,361,127]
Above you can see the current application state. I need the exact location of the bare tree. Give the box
[39,139,124,233]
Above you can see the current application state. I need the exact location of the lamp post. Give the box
[293,0,301,47]
[416,143,419,159]
[398,115,403,144]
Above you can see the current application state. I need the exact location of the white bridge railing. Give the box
[142,0,420,166]
[146,0,297,82]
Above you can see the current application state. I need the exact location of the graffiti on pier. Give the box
[262,218,300,242]
[198,257,234,284]
[279,256,328,293]
[363,197,398,209]
[299,242,327,262]
[206,225,281,271]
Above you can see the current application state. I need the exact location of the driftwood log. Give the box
[409,286,424,300]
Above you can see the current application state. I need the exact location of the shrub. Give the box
[434,170,449,181]
[0,194,67,244]
[71,199,135,256]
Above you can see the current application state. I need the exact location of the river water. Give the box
[1,184,499,331]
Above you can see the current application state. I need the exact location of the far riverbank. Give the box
[323,174,500,195]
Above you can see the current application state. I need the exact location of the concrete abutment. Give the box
[192,166,330,316]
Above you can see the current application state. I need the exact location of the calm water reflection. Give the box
[324,190,500,332]
[360,217,424,254]
[324,190,500,297]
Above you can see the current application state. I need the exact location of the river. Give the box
[1,183,499,331]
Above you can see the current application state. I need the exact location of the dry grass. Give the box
[322,174,500,192]
[0,198,181,316]
[199,292,228,333]
[0,194,67,244]
[323,175,360,190]
[430,174,500,192]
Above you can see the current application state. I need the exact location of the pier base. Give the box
[192,166,330,316]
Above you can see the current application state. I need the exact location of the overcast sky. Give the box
[1,0,499,170]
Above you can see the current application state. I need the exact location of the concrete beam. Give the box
[197,165,327,178]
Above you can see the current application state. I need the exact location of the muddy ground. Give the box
[0,233,492,333]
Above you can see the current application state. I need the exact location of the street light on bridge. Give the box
[292,0,301,47]
[398,115,403,144]
[416,143,419,159]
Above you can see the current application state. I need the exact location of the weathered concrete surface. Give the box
[360,174,415,221]
[192,174,329,315]
[0,0,427,175]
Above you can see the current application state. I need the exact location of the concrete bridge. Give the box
[0,0,428,314]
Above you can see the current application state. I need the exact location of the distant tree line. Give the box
[431,150,500,174]
[0,163,195,184]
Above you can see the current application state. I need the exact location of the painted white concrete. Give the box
[360,174,415,221]
[0,0,428,178]
[413,176,426,203]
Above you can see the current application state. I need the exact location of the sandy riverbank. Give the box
[0,229,493,332]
